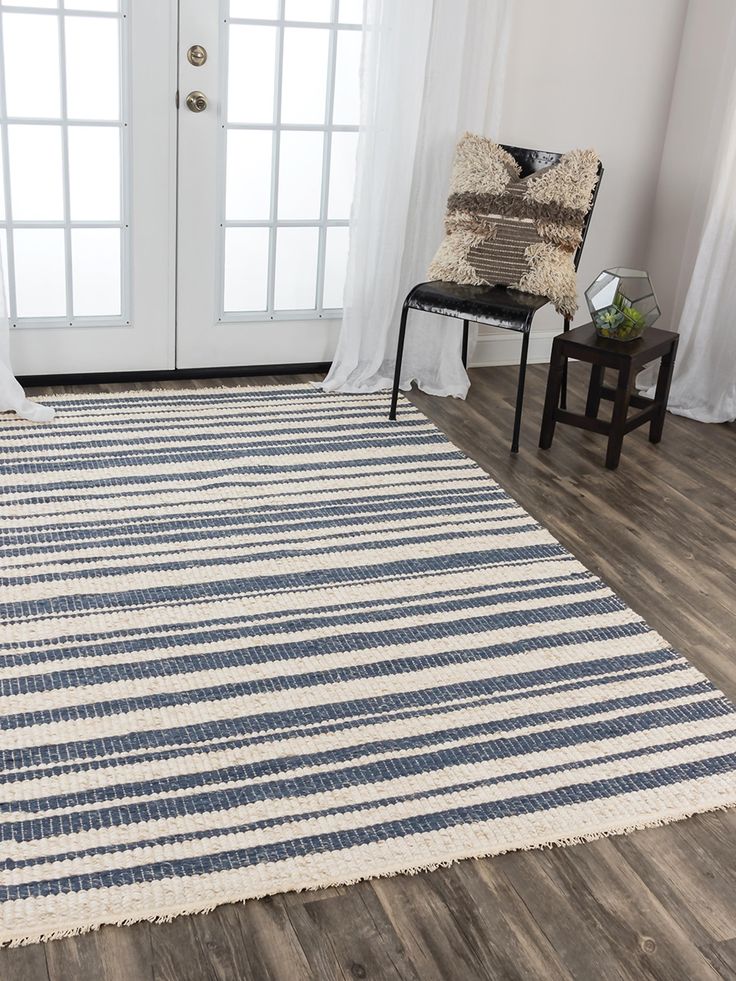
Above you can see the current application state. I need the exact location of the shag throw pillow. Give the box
[428,133,600,318]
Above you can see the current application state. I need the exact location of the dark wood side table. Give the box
[539,322,679,470]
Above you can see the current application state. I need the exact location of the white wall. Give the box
[472,0,688,367]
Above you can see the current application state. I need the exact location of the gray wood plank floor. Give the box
[3,363,735,981]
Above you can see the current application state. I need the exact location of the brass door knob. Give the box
[186,90,208,113]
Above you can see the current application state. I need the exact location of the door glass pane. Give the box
[68,126,120,221]
[338,0,362,24]
[278,131,323,220]
[6,0,57,6]
[332,29,361,124]
[327,131,357,219]
[228,25,277,123]
[323,226,349,308]
[72,228,121,316]
[230,0,278,17]
[65,16,120,120]
[14,229,66,318]
[226,130,272,220]
[2,13,61,118]
[281,28,329,124]
[224,227,270,312]
[284,0,332,21]
[274,226,318,309]
[8,125,64,221]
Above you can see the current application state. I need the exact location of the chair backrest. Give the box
[500,143,603,271]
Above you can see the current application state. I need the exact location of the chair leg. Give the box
[388,301,410,420]
[511,329,531,454]
[461,319,469,368]
[560,317,570,409]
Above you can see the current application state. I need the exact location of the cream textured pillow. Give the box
[428,133,600,318]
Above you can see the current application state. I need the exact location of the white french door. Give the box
[0,0,360,376]
[176,0,360,369]
[0,0,177,375]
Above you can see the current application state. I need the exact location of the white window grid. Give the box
[0,0,130,330]
[218,0,361,323]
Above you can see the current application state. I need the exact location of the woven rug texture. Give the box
[1,385,735,946]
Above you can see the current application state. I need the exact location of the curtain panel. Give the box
[321,0,511,398]
[0,256,54,422]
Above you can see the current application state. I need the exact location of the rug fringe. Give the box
[24,382,348,403]
[4,796,735,949]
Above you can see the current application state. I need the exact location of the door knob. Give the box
[187,44,207,66]
[186,90,208,113]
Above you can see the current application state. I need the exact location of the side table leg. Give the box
[585,364,604,418]
[539,340,565,450]
[650,337,679,444]
[605,363,633,469]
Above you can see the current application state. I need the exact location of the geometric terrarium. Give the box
[585,267,661,341]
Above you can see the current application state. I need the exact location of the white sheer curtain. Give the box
[643,89,736,423]
[321,0,511,398]
[0,257,54,422]
[640,11,736,424]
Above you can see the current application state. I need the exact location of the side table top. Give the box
[558,322,678,362]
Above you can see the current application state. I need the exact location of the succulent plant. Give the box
[595,308,625,330]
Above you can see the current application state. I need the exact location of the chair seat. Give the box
[406,281,549,332]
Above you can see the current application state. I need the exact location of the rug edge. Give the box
[15,383,346,404]
[3,795,735,950]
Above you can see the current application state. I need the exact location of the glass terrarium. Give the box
[585,268,660,341]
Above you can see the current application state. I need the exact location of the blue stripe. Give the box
[2,522,545,589]
[4,666,699,785]
[0,594,629,697]
[3,697,728,838]
[1,496,519,557]
[1,542,570,621]
[0,431,450,476]
[0,485,507,540]
[3,751,735,900]
[0,403,419,440]
[0,463,481,514]
[0,628,667,732]
[8,725,732,876]
[1,659,689,774]
[0,576,599,669]
[8,388,363,413]
[3,683,716,812]
[1,416,434,457]
[0,449,468,497]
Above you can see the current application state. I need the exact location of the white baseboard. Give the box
[470,329,557,368]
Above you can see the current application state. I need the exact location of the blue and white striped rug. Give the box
[1,385,735,946]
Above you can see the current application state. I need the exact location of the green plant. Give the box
[593,291,647,340]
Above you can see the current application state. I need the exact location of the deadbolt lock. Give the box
[187,44,207,66]
[186,90,208,113]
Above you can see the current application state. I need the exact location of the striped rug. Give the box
[1,385,735,947]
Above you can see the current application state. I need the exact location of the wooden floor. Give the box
[4,363,736,981]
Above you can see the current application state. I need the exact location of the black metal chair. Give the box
[389,145,603,452]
